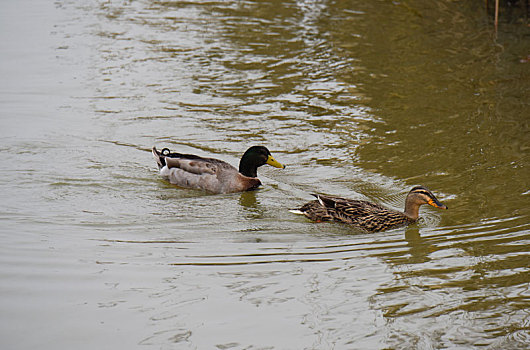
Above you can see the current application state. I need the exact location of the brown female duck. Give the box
[152,145,285,194]
[292,186,448,232]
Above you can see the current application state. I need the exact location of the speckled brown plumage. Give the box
[295,186,448,232]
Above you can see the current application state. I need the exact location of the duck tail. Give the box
[289,209,306,215]
[152,147,166,169]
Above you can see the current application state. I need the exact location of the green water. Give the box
[1,0,528,349]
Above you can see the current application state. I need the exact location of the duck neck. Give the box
[239,160,258,178]
[403,197,421,221]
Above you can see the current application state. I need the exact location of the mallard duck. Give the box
[152,145,285,194]
[292,186,448,232]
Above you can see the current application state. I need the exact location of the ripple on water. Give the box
[1,0,529,348]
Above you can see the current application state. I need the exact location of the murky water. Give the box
[1,0,529,349]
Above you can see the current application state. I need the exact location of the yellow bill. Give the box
[266,155,285,169]
[427,198,448,210]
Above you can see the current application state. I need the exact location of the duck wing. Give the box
[164,156,224,175]
[348,211,410,232]
[153,147,235,174]
[314,194,387,216]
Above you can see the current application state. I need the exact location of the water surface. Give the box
[1,0,529,349]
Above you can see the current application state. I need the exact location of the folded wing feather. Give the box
[165,157,218,175]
